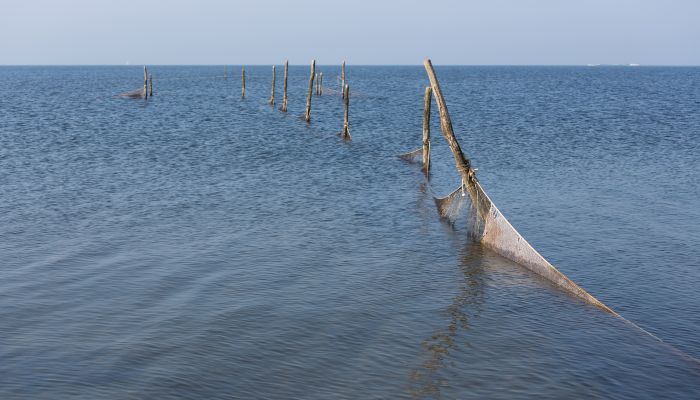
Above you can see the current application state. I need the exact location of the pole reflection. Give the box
[409,242,486,399]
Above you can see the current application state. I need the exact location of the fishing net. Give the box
[430,173,616,314]
[118,89,145,99]
[398,148,422,164]
[433,182,485,239]
[433,184,466,223]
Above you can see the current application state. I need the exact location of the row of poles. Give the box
[147,61,351,139]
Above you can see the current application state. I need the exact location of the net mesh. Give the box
[398,148,422,164]
[433,185,466,223]
[118,89,145,99]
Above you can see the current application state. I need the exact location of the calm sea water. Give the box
[0,65,699,399]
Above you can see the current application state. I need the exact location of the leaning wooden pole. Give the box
[143,66,148,99]
[280,60,289,112]
[149,74,153,97]
[304,60,316,122]
[241,67,246,99]
[423,58,615,315]
[341,84,351,140]
[422,86,432,174]
[269,65,276,105]
[422,60,473,185]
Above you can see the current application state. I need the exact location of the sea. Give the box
[1,65,699,399]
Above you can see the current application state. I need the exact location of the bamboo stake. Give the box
[280,60,289,112]
[241,67,246,99]
[149,74,153,97]
[304,60,315,122]
[269,65,276,105]
[341,61,346,99]
[143,66,148,99]
[422,86,432,174]
[341,84,351,140]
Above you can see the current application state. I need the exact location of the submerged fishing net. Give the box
[398,148,422,163]
[117,89,145,99]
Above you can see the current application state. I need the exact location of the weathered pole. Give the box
[341,61,346,99]
[423,59,474,185]
[224,65,228,80]
[422,86,432,174]
[149,74,153,97]
[280,60,289,112]
[304,60,316,122]
[315,73,320,95]
[269,65,276,105]
[143,66,148,99]
[241,67,246,98]
[341,84,351,140]
[319,72,323,95]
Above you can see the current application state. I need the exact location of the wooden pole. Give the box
[422,86,432,174]
[341,84,351,140]
[319,72,323,96]
[341,61,346,99]
[423,59,474,184]
[241,66,246,99]
[224,65,228,80]
[304,60,316,122]
[143,66,148,99]
[281,60,289,112]
[269,65,276,105]
[149,74,153,97]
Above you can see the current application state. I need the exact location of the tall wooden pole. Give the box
[281,60,289,112]
[341,61,346,99]
[423,59,474,185]
[143,66,148,99]
[304,60,316,122]
[319,72,323,96]
[422,86,432,174]
[149,74,153,97]
[341,84,351,140]
[241,67,246,99]
[269,65,276,105]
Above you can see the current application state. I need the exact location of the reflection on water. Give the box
[410,243,486,399]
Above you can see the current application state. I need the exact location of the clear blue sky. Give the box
[1,0,698,65]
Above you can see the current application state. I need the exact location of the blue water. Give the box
[0,65,699,399]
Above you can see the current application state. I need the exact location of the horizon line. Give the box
[1,63,699,67]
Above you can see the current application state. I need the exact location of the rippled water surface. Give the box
[1,66,699,399]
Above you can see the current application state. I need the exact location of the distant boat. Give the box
[628,63,640,67]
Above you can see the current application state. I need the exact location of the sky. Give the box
[1,0,698,65]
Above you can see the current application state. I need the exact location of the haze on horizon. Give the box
[1,0,698,66]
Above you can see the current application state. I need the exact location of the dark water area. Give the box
[0,65,699,399]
